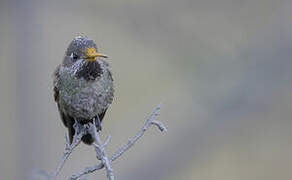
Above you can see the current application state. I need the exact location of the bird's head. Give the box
[66,36,108,62]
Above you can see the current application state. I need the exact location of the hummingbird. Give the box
[53,36,114,145]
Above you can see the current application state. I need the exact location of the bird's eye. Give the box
[71,53,78,60]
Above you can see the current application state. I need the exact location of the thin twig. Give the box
[151,120,167,132]
[68,104,166,180]
[111,104,164,161]
[103,136,111,148]
[49,121,85,180]
[68,164,104,180]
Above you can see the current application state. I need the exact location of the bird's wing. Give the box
[53,65,69,127]
[53,65,60,102]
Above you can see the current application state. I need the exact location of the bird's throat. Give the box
[75,61,102,81]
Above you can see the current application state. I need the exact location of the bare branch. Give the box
[68,104,166,180]
[151,120,167,132]
[111,104,163,161]
[39,104,166,180]
[103,136,111,148]
[68,164,104,180]
[49,121,85,180]
[90,119,114,180]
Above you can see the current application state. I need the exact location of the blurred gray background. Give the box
[1,0,292,179]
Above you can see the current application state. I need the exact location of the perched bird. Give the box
[53,36,114,145]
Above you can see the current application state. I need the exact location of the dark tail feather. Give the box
[81,134,94,145]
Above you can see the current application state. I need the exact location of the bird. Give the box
[53,36,114,145]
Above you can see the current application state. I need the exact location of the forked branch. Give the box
[39,104,166,180]
[68,104,166,180]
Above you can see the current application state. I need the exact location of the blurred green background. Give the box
[1,0,292,179]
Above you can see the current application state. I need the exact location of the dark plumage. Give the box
[53,36,114,145]
[75,61,102,81]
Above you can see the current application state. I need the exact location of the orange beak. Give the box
[86,47,108,61]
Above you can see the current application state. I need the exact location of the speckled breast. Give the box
[58,62,114,120]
